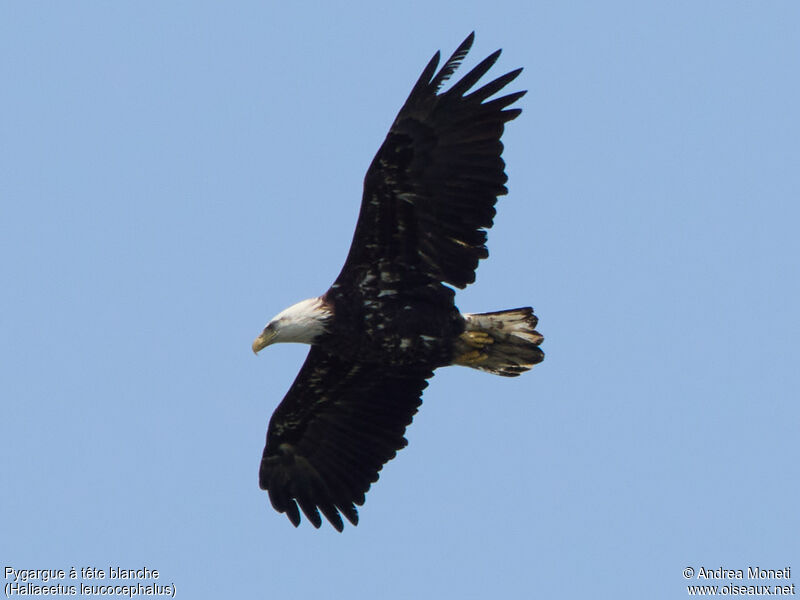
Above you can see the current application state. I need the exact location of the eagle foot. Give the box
[454,349,489,365]
[460,330,494,348]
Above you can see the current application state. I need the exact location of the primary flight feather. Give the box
[252,33,543,531]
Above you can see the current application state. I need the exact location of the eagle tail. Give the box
[453,308,544,377]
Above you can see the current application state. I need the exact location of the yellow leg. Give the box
[453,329,494,366]
[461,330,494,348]
[454,349,489,365]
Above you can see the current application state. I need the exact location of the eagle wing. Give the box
[334,32,525,291]
[259,346,433,531]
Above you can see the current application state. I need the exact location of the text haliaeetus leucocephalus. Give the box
[252,33,543,531]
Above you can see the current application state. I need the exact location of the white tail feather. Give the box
[453,307,544,377]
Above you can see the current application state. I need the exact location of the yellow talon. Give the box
[455,350,489,365]
[461,330,494,348]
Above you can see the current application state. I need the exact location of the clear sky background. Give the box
[2,2,798,598]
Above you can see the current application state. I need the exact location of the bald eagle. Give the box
[252,33,543,531]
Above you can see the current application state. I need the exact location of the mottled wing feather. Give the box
[259,346,433,531]
[335,32,525,290]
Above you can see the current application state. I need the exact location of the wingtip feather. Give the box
[430,32,476,92]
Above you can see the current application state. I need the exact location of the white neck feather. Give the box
[267,296,332,344]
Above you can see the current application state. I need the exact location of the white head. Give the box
[252,297,333,354]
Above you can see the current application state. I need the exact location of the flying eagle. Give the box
[252,33,544,531]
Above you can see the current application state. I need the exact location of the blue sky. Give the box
[2,2,798,598]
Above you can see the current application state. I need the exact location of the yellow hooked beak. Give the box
[252,328,277,355]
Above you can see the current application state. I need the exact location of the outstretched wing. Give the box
[334,32,525,291]
[259,346,433,531]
